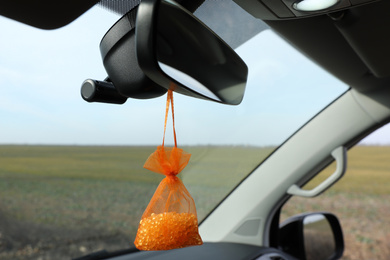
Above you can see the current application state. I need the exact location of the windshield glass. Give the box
[0,3,348,259]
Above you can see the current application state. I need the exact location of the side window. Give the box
[280,144,390,260]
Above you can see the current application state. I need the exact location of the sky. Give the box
[0,5,387,146]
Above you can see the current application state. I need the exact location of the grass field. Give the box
[0,145,389,259]
[0,145,273,259]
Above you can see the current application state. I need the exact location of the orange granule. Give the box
[134,212,203,251]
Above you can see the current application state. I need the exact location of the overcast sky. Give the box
[0,6,387,146]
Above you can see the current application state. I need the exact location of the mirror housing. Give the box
[100,7,167,99]
[136,0,248,105]
[98,0,248,105]
[279,212,344,260]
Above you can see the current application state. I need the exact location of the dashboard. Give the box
[104,243,297,260]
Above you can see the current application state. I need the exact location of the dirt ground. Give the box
[0,210,133,260]
[3,197,389,260]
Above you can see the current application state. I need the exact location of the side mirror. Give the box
[97,0,248,105]
[279,212,344,260]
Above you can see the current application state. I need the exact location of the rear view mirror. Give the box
[136,0,248,105]
[95,0,248,105]
[279,212,344,260]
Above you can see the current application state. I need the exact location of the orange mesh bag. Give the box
[134,90,203,251]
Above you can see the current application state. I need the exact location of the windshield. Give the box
[0,2,347,259]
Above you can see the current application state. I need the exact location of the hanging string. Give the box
[162,90,177,148]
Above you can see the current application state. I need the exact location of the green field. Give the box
[0,145,273,259]
[0,145,389,260]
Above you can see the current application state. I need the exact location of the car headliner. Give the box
[0,0,202,29]
[1,0,389,95]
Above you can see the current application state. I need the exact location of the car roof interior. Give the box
[1,0,389,94]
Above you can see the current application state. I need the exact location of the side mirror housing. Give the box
[279,212,344,260]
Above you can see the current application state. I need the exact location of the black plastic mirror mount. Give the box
[99,6,167,100]
[279,212,344,260]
